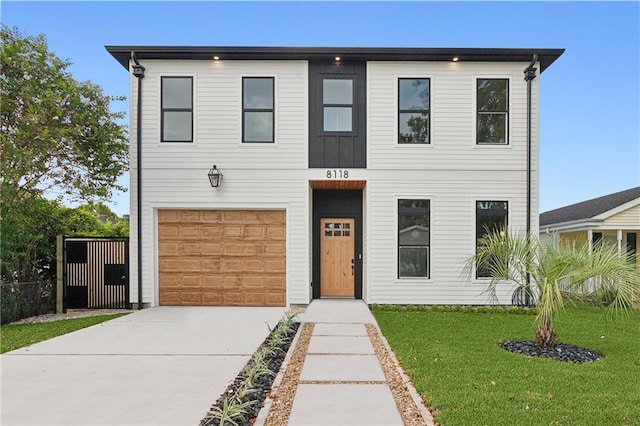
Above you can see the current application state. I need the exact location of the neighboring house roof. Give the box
[540,187,640,226]
[106,46,564,73]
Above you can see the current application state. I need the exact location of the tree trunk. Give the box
[535,323,557,348]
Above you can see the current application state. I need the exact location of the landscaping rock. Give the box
[499,340,603,364]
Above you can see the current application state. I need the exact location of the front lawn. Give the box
[0,314,129,353]
[372,305,640,426]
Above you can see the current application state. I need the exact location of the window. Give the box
[398,199,430,278]
[161,77,193,142]
[476,201,508,278]
[477,79,508,144]
[243,77,274,143]
[323,79,353,132]
[398,78,430,144]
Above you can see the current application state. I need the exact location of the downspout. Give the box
[524,54,538,237]
[131,52,145,309]
[522,54,538,307]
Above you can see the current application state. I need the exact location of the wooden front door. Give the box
[320,218,355,297]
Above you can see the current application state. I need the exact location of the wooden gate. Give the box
[61,237,130,311]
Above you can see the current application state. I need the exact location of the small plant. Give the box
[242,355,274,385]
[202,397,255,426]
[234,381,258,402]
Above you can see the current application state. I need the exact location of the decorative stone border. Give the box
[366,323,435,426]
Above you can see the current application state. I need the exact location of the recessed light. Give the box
[213,55,220,61]
[452,57,459,62]
[334,56,341,62]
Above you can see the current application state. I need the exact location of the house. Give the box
[540,187,640,266]
[106,46,564,308]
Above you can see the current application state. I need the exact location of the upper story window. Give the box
[161,77,193,142]
[398,199,430,278]
[477,79,509,144]
[243,77,274,143]
[398,78,430,144]
[323,79,353,132]
[476,200,508,278]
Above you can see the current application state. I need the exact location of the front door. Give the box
[320,218,355,297]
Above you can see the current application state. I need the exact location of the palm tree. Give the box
[464,230,639,348]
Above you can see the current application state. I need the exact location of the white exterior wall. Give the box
[129,58,540,307]
[365,61,539,304]
[130,60,310,306]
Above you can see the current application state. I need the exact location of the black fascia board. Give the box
[106,46,564,73]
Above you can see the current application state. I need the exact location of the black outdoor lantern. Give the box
[208,165,223,188]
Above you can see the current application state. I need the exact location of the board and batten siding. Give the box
[129,60,309,306]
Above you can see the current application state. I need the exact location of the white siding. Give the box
[365,171,531,305]
[364,61,539,305]
[130,60,310,306]
[129,57,541,307]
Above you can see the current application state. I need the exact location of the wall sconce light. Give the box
[208,165,223,188]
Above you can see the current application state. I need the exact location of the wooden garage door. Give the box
[158,210,286,306]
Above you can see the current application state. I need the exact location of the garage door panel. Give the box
[160,258,201,272]
[201,210,222,222]
[223,226,243,238]
[179,226,203,239]
[202,290,223,304]
[265,243,285,255]
[222,292,243,305]
[202,259,222,272]
[245,226,265,239]
[158,209,286,307]
[266,292,286,305]
[158,225,179,238]
[267,226,285,239]
[202,243,223,255]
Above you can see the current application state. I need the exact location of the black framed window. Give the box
[323,78,353,132]
[161,77,193,142]
[398,199,430,278]
[243,77,274,143]
[477,79,508,144]
[476,201,508,278]
[398,78,430,144]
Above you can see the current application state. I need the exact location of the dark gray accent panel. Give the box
[309,61,366,168]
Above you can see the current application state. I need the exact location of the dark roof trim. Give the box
[106,46,564,73]
[540,186,640,227]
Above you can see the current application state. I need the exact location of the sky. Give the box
[3,1,639,217]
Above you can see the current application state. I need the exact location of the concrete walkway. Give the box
[274,299,433,426]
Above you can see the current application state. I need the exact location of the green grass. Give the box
[0,314,129,353]
[372,305,640,426]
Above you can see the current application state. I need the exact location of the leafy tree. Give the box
[0,24,128,209]
[1,25,129,282]
[1,197,128,282]
[464,230,640,347]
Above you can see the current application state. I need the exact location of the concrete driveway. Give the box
[1,306,287,426]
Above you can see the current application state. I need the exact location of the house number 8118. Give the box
[326,170,349,179]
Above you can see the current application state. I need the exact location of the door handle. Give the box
[351,258,354,275]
